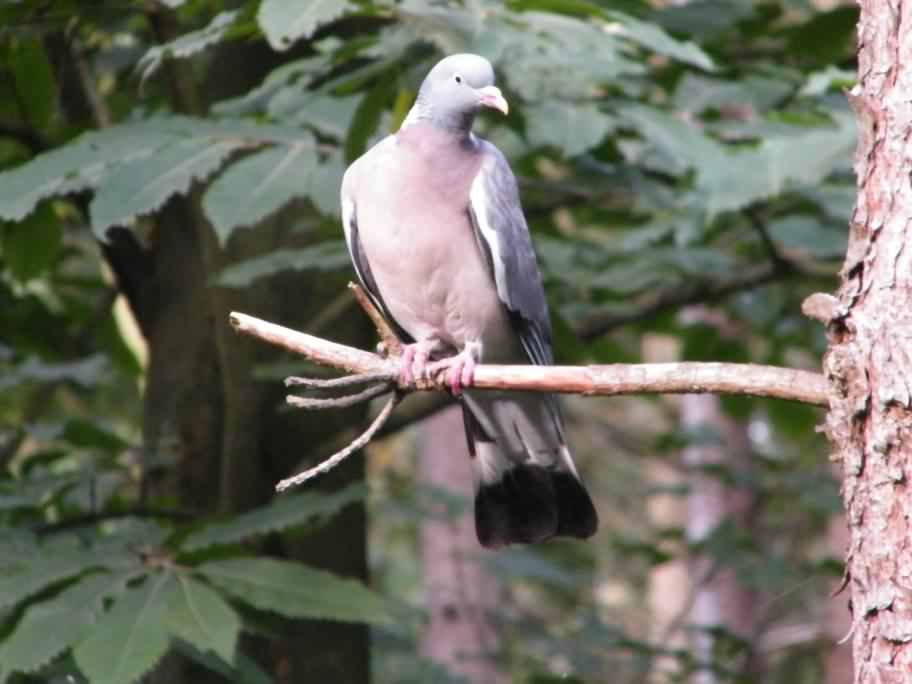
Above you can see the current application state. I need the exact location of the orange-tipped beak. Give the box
[478,86,509,115]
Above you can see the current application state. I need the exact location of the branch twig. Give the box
[229,311,829,407]
[229,283,828,493]
[275,393,401,492]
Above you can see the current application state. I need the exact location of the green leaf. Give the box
[345,81,393,164]
[137,11,239,84]
[0,123,176,223]
[0,354,108,391]
[8,37,56,129]
[0,547,103,611]
[272,93,360,141]
[203,142,318,244]
[73,572,172,684]
[0,572,125,674]
[767,216,847,259]
[198,558,391,625]
[525,101,613,157]
[215,241,350,287]
[801,66,856,96]
[309,150,346,216]
[2,201,62,283]
[497,11,644,100]
[90,138,243,239]
[258,0,355,51]
[164,575,240,663]
[182,482,364,552]
[608,11,715,71]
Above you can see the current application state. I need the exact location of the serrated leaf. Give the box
[0,572,125,674]
[203,142,318,244]
[0,124,177,223]
[215,242,350,287]
[198,558,391,625]
[700,111,856,214]
[0,548,104,611]
[73,572,172,684]
[90,138,242,239]
[608,11,715,71]
[214,58,324,117]
[497,11,644,100]
[258,0,355,51]
[137,11,239,84]
[525,101,613,156]
[182,482,365,551]
[2,201,62,282]
[164,575,239,663]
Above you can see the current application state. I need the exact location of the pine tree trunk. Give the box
[825,3,912,681]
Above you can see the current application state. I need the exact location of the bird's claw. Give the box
[398,343,431,387]
[427,352,477,396]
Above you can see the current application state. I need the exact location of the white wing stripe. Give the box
[469,175,509,302]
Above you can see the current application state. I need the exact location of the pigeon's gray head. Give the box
[403,54,508,133]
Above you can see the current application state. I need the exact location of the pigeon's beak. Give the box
[478,86,509,115]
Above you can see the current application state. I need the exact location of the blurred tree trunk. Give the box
[418,406,505,684]
[57,18,375,682]
[644,335,690,678]
[824,2,912,682]
[681,394,760,683]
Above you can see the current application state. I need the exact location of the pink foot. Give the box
[428,350,477,396]
[399,342,432,385]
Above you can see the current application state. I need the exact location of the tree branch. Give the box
[228,309,829,408]
[573,263,785,341]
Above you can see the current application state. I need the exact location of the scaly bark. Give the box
[824,3,912,681]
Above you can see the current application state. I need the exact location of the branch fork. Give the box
[228,283,828,493]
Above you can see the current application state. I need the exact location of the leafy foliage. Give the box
[0,0,855,682]
[181,481,365,551]
[199,557,392,625]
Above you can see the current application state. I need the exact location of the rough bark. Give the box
[418,406,506,684]
[824,3,912,681]
[826,512,854,684]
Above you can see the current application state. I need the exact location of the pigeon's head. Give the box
[405,53,508,132]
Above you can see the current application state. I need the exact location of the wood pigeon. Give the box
[340,54,598,547]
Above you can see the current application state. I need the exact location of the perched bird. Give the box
[340,54,598,547]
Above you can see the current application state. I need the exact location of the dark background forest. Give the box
[0,0,859,683]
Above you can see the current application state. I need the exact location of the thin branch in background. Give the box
[573,263,784,341]
[744,206,791,272]
[275,393,401,492]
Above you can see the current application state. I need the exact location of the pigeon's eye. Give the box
[454,74,463,84]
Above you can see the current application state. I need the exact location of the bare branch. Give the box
[228,310,829,407]
[573,264,785,341]
[286,382,391,410]
[276,393,401,492]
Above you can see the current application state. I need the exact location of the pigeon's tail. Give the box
[461,391,598,548]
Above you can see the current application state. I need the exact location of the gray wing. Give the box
[468,139,553,366]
